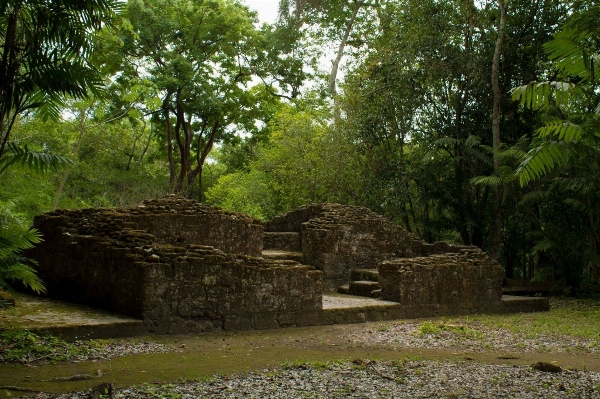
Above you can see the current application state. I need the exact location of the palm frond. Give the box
[498,148,527,162]
[545,29,593,80]
[464,146,493,166]
[517,141,570,186]
[432,136,460,147]
[470,175,502,187]
[537,120,583,141]
[0,205,45,294]
[533,239,555,252]
[564,198,588,212]
[511,81,578,110]
[519,190,548,205]
[464,135,482,147]
[0,143,75,175]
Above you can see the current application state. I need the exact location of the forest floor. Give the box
[1,297,599,398]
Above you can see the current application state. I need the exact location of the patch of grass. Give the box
[281,359,341,370]
[417,321,484,340]
[454,297,600,341]
[0,328,101,364]
[139,384,184,399]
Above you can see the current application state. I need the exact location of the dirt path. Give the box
[2,322,599,396]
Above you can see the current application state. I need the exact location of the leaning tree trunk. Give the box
[491,0,507,260]
[330,1,361,123]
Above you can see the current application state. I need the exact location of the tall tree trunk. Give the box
[189,121,219,202]
[163,98,176,186]
[136,121,152,168]
[329,1,360,97]
[491,0,507,260]
[330,1,361,122]
[0,3,20,157]
[173,90,191,193]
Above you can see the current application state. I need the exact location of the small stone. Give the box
[532,361,562,373]
[558,383,566,391]
[148,254,161,263]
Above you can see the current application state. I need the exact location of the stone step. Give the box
[371,289,381,298]
[350,268,379,282]
[348,280,381,297]
[261,250,303,263]
[338,284,350,294]
[263,232,302,252]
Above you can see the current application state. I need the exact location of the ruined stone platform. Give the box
[0,293,145,340]
[1,293,549,340]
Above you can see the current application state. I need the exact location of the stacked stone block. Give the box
[28,196,322,333]
[378,249,503,317]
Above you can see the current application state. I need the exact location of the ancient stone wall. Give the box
[141,248,322,333]
[266,203,476,290]
[263,232,302,252]
[265,204,329,232]
[128,197,263,256]
[27,197,322,332]
[419,241,480,256]
[378,249,503,317]
[299,204,421,289]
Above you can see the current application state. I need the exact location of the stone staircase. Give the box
[262,231,304,263]
[338,268,381,298]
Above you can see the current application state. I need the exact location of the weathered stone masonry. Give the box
[264,203,510,316]
[266,203,484,290]
[28,198,544,334]
[378,249,504,317]
[28,197,322,333]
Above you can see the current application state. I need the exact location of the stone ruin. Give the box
[264,203,504,316]
[28,197,321,333]
[27,198,540,333]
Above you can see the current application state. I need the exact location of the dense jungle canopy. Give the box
[1,0,599,294]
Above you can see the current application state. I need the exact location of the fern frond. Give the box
[517,141,570,186]
[545,29,592,80]
[499,148,527,162]
[470,175,502,186]
[464,135,482,147]
[564,198,588,212]
[433,137,460,147]
[464,146,493,166]
[519,190,548,205]
[537,120,583,141]
[0,143,75,175]
[511,81,578,110]
[0,205,45,293]
[533,239,555,252]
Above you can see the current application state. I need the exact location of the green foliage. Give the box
[0,328,99,364]
[0,0,122,157]
[114,0,302,197]
[207,102,361,219]
[462,297,600,341]
[508,3,600,288]
[0,202,44,294]
[517,142,570,185]
[205,170,272,220]
[0,143,75,176]
[512,22,599,186]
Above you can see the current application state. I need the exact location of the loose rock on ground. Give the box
[27,360,600,399]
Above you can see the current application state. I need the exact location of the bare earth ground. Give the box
[1,297,600,398]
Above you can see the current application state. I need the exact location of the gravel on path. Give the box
[26,359,600,399]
